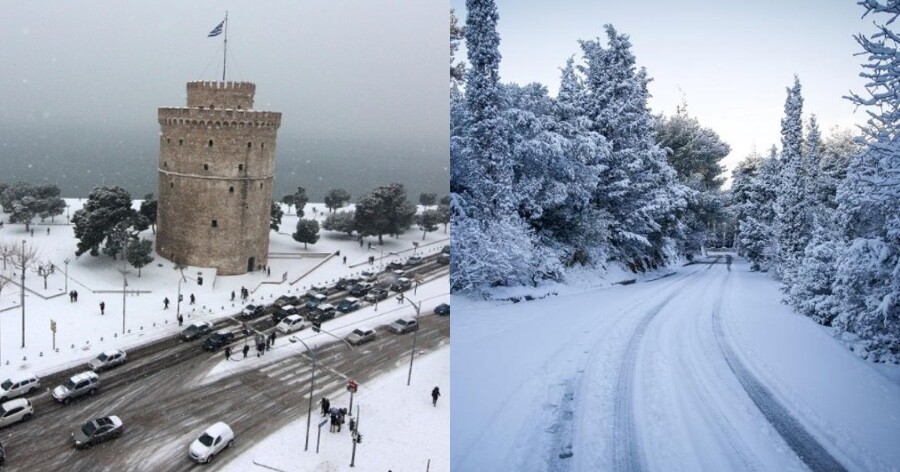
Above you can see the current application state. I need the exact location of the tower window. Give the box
[229,186,234,194]
[260,183,263,189]
[247,142,252,149]
[166,138,171,144]
[261,143,265,149]
[238,164,244,171]
[164,161,168,168]
[203,164,209,170]
[170,182,174,188]
[211,220,218,228]
[208,139,213,147]
[179,139,183,146]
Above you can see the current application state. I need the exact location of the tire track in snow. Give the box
[611,261,718,472]
[711,272,847,472]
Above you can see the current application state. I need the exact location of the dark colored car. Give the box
[271,304,299,323]
[437,253,450,265]
[364,287,389,303]
[273,295,300,308]
[386,261,405,271]
[181,321,214,341]
[72,416,124,449]
[240,304,264,320]
[434,303,450,316]
[441,245,450,254]
[337,298,360,313]
[308,304,336,323]
[203,331,236,351]
[335,278,360,291]
[348,283,373,297]
[391,277,412,292]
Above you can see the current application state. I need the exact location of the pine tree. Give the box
[738,147,779,271]
[774,76,812,285]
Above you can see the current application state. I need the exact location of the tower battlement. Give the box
[157,107,282,129]
[187,81,256,110]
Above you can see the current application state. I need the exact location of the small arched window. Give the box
[164,161,168,168]
[247,142,252,149]
[238,164,244,171]
[179,139,183,146]
[229,186,234,194]
[170,182,174,188]
[261,143,265,149]
[211,220,218,228]
[260,183,263,189]
[208,139,213,148]
[203,164,209,171]
[166,138,171,144]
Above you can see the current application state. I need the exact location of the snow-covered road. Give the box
[452,257,900,471]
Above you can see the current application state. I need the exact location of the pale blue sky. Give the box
[451,0,872,177]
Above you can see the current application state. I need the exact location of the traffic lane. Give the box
[0,315,449,471]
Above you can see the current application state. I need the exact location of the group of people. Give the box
[67,290,80,302]
[233,286,250,302]
[320,398,351,433]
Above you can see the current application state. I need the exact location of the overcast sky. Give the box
[451,0,872,177]
[0,1,447,198]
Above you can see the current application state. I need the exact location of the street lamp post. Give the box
[63,258,70,293]
[120,234,129,335]
[402,297,422,386]
[289,335,317,452]
[20,240,26,348]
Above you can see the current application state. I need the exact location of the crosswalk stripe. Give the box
[260,358,295,373]
[278,366,312,382]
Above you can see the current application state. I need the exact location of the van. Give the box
[0,373,40,402]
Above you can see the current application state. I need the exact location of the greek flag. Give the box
[207,20,224,37]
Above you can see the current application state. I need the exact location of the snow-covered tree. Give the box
[738,147,780,271]
[72,186,140,258]
[322,211,356,236]
[292,219,320,249]
[354,183,416,244]
[324,188,351,213]
[774,77,812,285]
[125,238,154,277]
[827,0,900,361]
[0,183,66,230]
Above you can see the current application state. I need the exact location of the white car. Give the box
[0,399,33,428]
[0,373,40,402]
[88,349,127,371]
[389,317,418,334]
[189,421,234,464]
[346,328,376,346]
[275,315,309,334]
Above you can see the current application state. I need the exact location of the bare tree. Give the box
[0,243,16,270]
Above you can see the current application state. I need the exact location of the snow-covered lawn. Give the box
[452,257,900,471]
[0,199,448,378]
[223,345,449,472]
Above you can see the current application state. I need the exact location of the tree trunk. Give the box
[304,242,308,249]
[138,267,142,277]
[378,234,383,245]
[422,229,427,240]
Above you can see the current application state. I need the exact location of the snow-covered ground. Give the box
[0,198,448,378]
[452,257,900,471]
[222,345,449,472]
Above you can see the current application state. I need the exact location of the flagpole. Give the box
[222,11,228,81]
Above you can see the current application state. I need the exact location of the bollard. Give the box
[39,352,43,357]
[114,333,117,338]
[23,356,26,362]
[71,344,75,349]
[100,337,103,342]
[153,323,156,327]
[55,348,59,353]
[140,326,143,330]
[128,329,131,334]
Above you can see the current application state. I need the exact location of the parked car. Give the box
[389,318,418,334]
[72,416,124,449]
[337,297,360,313]
[348,283,373,297]
[181,321,214,341]
[0,373,40,403]
[405,256,423,267]
[437,253,450,265]
[346,328,376,346]
[364,287,389,303]
[434,303,450,316]
[386,261,404,271]
[188,421,234,464]
[0,440,5,465]
[441,244,450,254]
[0,399,33,428]
[272,304,299,323]
[240,304,264,320]
[308,304,336,323]
[202,331,236,352]
[273,295,300,308]
[275,315,309,334]
[335,278,360,290]
[52,372,99,405]
[391,269,407,279]
[360,270,378,282]
[88,349,127,371]
[305,293,328,310]
[391,277,412,292]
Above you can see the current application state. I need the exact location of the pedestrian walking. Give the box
[432,386,441,406]
[46,227,50,235]
[189,293,195,305]
[30,228,34,237]
[177,314,183,326]
[69,291,74,303]
[343,256,347,264]
[74,290,78,302]
[224,346,231,361]
[100,301,105,315]
[321,397,330,416]
[164,297,170,309]
[269,331,277,347]
[242,344,250,359]
[348,417,356,433]
[397,293,404,304]
[231,291,235,302]
[267,266,271,277]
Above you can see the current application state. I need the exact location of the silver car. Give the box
[88,349,127,371]
[52,371,100,405]
[346,328,376,345]
[389,318,418,334]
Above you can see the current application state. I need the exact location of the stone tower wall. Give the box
[156,81,282,275]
